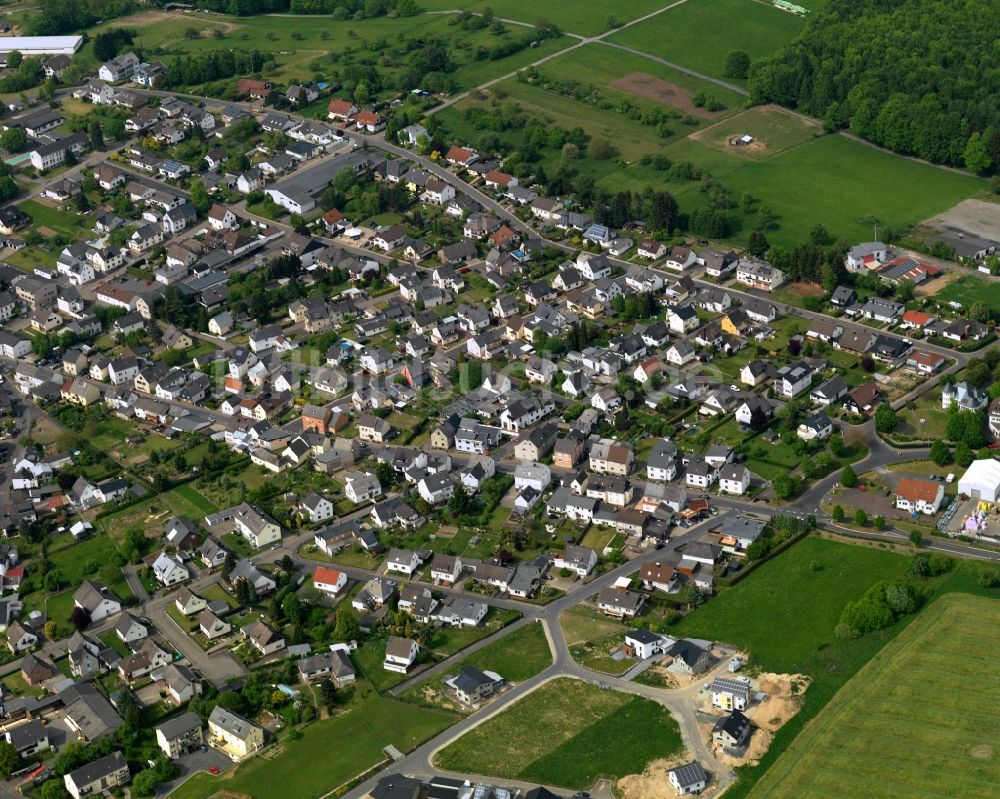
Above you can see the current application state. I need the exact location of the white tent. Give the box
[957,459,1000,502]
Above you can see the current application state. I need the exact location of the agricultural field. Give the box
[434,678,684,789]
[167,692,452,799]
[748,594,1000,799]
[608,0,808,82]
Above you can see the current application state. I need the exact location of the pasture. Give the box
[434,678,684,789]
[609,0,807,82]
[748,593,1000,799]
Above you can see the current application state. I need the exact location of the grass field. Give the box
[609,0,807,81]
[434,678,684,788]
[162,483,221,517]
[673,537,912,670]
[530,39,748,110]
[669,133,983,246]
[690,106,821,160]
[92,10,570,92]
[441,45,982,247]
[935,273,1000,314]
[748,593,1000,799]
[399,621,552,710]
[467,0,671,36]
[18,200,93,239]
[168,692,452,799]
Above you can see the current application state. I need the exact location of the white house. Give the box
[383,636,419,673]
[151,552,190,586]
[718,464,750,496]
[313,566,347,595]
[895,477,945,515]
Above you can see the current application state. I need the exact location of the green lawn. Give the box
[423,608,522,656]
[18,199,94,239]
[678,536,1000,799]
[609,0,807,81]
[163,483,220,517]
[168,692,453,799]
[559,604,624,646]
[37,534,136,625]
[748,594,1000,799]
[435,678,683,789]
[936,274,1000,314]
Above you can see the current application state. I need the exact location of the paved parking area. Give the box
[156,748,234,795]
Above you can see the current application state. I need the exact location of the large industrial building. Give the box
[0,35,83,64]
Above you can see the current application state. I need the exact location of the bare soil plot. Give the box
[610,72,720,120]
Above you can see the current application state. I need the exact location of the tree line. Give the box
[747,0,1000,172]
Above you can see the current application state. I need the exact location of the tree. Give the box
[40,780,70,799]
[723,50,751,79]
[840,464,858,488]
[885,581,916,614]
[747,230,769,258]
[0,741,21,779]
[319,677,337,711]
[874,403,897,434]
[0,127,27,153]
[5,51,21,69]
[873,515,886,531]
[334,607,359,642]
[189,178,211,214]
[854,508,868,526]
[909,529,922,547]
[69,606,91,631]
[832,505,845,522]
[234,577,257,608]
[955,440,974,467]
[968,301,991,323]
[964,131,993,174]
[930,439,951,466]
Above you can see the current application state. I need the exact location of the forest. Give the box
[747,0,1000,173]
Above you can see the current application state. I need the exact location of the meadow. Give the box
[434,678,684,788]
[666,133,984,246]
[89,10,571,92]
[466,0,673,37]
[608,0,807,82]
[748,593,1000,799]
